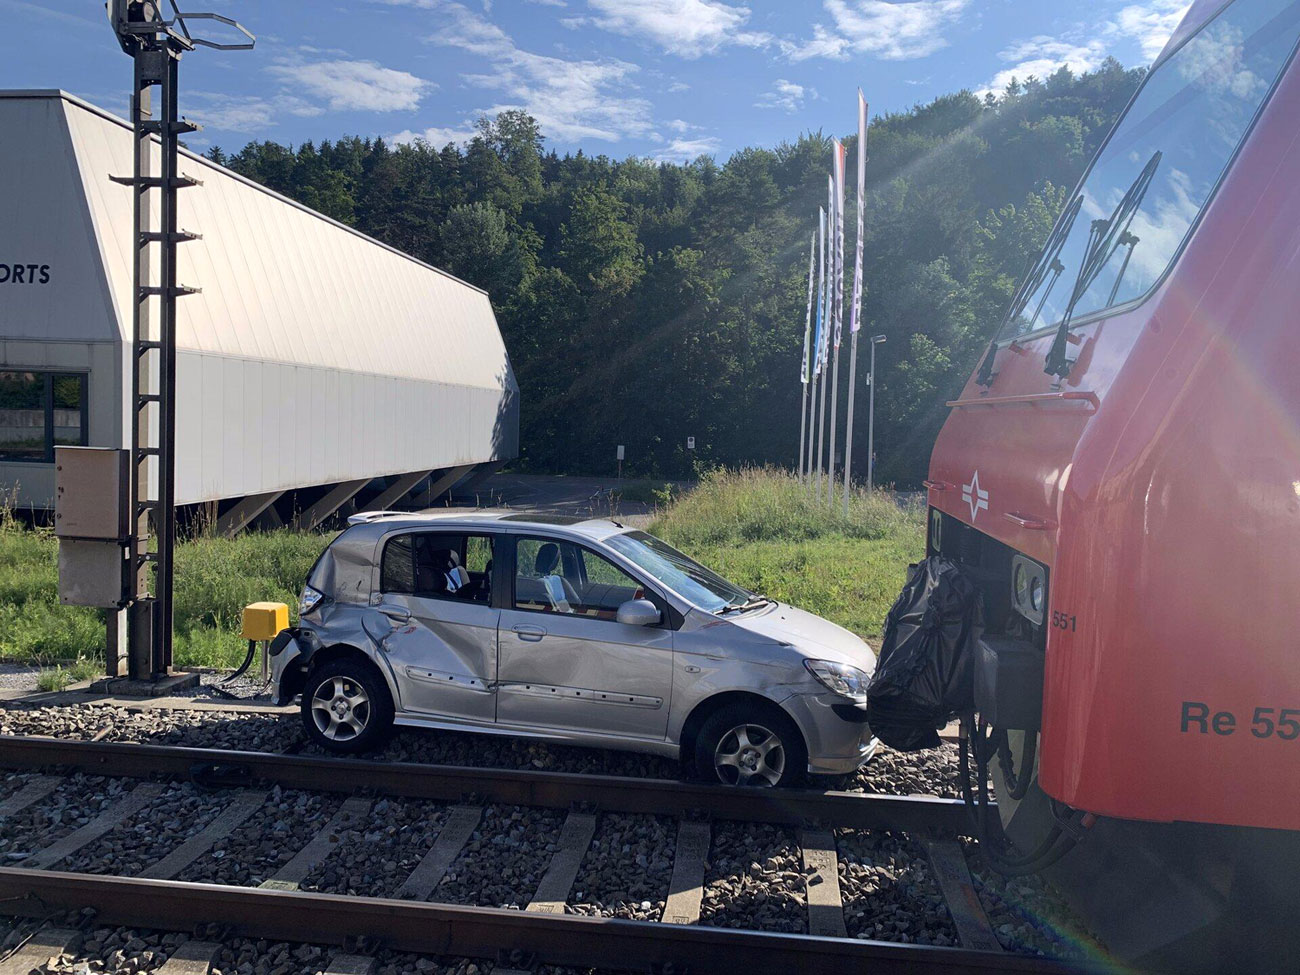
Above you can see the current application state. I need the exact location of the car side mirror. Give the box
[616,598,661,627]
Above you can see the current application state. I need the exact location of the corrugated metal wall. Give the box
[0,91,519,507]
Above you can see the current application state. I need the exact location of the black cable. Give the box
[221,639,258,684]
[996,728,1037,801]
[958,714,1081,876]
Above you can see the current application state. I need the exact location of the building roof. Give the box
[0,89,516,396]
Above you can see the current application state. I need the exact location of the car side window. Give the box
[380,532,494,603]
[514,536,645,620]
[380,535,414,594]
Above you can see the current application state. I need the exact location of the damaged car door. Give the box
[373,530,499,724]
[497,534,673,740]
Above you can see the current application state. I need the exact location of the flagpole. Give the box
[807,370,819,493]
[844,90,869,515]
[828,343,840,506]
[827,140,846,509]
[844,331,859,515]
[798,230,815,483]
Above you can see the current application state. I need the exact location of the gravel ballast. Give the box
[62,781,233,877]
[1,914,589,975]
[299,798,449,898]
[837,828,958,945]
[432,803,566,909]
[964,840,1103,958]
[0,774,133,863]
[568,813,675,921]
[0,703,297,753]
[174,786,338,887]
[699,821,806,934]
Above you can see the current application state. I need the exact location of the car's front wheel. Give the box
[300,658,394,754]
[694,703,806,788]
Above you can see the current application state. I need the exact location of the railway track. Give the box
[0,736,1101,975]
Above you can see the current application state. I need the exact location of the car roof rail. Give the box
[347,510,405,526]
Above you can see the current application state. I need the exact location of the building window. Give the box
[0,371,88,463]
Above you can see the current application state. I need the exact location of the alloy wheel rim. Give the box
[714,722,785,787]
[311,676,371,741]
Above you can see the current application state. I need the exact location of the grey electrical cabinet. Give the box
[55,447,128,607]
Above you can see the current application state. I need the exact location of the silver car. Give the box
[273,512,877,787]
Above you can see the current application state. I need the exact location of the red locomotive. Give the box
[912,0,1300,966]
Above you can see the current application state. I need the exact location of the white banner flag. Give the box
[816,206,826,374]
[850,91,868,335]
[822,178,832,370]
[832,139,846,351]
[801,229,815,384]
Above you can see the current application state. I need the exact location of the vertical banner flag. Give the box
[801,229,815,384]
[850,90,868,335]
[815,206,826,374]
[832,139,847,350]
[823,175,834,369]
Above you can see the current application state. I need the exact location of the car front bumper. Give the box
[782,691,878,774]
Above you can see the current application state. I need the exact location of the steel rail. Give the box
[0,736,979,833]
[0,869,1095,975]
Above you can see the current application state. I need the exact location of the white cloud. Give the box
[755,78,814,113]
[1115,0,1191,61]
[784,1,970,62]
[976,36,1108,98]
[268,59,433,113]
[974,1,1191,101]
[423,1,655,142]
[581,0,770,58]
[184,93,324,133]
[653,136,721,162]
[666,118,700,132]
[667,80,691,93]
[525,0,567,6]
[389,124,479,147]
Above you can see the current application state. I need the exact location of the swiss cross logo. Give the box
[961,470,989,522]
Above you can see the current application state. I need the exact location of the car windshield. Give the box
[997,0,1300,340]
[604,530,753,613]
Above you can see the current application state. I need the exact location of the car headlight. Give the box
[1010,554,1046,625]
[804,659,870,704]
[299,584,325,617]
[928,507,943,554]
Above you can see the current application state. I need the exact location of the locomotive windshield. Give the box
[998,0,1300,340]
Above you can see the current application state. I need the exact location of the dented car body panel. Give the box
[283,512,878,773]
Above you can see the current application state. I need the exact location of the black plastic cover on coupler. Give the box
[865,556,984,751]
[975,636,1044,731]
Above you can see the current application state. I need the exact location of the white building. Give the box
[0,90,519,532]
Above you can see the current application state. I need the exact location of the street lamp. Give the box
[867,335,886,490]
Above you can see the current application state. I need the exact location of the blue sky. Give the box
[2,1,1190,160]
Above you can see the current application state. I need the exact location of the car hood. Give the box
[727,603,876,673]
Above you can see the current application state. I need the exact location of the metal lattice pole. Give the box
[110,2,252,683]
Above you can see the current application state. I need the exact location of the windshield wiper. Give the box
[1044,150,1161,380]
[976,192,1083,387]
[717,595,772,615]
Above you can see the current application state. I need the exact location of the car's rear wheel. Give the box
[694,703,806,788]
[300,658,394,754]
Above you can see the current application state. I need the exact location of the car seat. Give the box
[533,543,579,612]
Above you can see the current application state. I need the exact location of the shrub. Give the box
[649,466,918,546]
[648,467,923,639]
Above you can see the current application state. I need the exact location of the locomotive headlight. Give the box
[1010,554,1046,626]
[928,507,943,554]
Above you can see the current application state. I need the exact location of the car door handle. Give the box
[512,624,546,642]
[379,607,411,623]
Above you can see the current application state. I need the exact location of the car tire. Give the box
[300,657,394,754]
[694,702,807,788]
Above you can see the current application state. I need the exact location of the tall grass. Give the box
[0,512,328,669]
[650,467,923,639]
